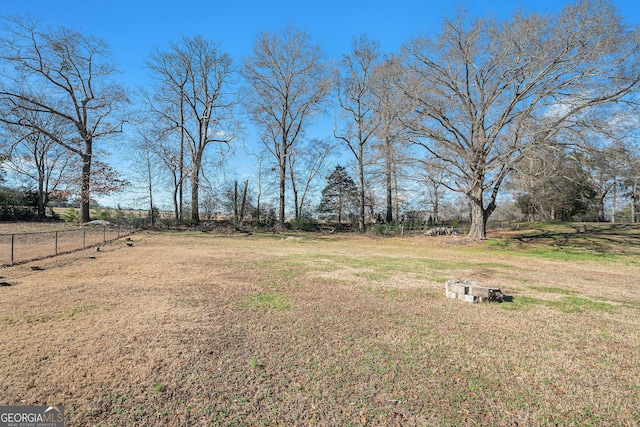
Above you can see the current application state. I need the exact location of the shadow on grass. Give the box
[492,223,640,258]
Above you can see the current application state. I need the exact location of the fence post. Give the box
[103,226,106,244]
[55,231,58,255]
[10,234,14,265]
[83,228,86,248]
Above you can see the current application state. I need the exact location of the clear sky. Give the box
[3,0,639,88]
[2,0,640,208]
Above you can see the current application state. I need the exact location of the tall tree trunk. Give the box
[597,195,606,222]
[468,184,489,240]
[278,152,287,230]
[146,149,156,227]
[632,179,638,223]
[191,156,200,223]
[179,87,185,223]
[37,170,46,220]
[358,148,366,233]
[240,180,249,223]
[80,151,92,223]
[234,180,239,225]
[468,203,486,240]
[611,179,617,223]
[288,157,299,219]
[394,171,400,224]
[385,138,393,223]
[256,196,261,223]
[173,181,179,222]
[430,180,441,224]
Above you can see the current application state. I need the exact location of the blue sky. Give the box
[4,0,639,88]
[2,0,640,208]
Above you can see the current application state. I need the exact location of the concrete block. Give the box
[460,294,477,303]
[448,283,469,295]
[445,279,504,303]
[468,286,491,298]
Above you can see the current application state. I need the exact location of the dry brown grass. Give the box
[0,229,638,426]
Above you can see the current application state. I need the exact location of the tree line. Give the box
[1,0,639,239]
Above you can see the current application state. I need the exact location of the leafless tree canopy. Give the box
[401,0,640,239]
[335,34,382,233]
[0,16,129,222]
[144,35,237,223]
[0,2,638,231]
[242,26,332,228]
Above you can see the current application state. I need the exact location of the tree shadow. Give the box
[508,223,640,255]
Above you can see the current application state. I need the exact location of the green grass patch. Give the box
[355,271,390,282]
[528,286,579,295]
[502,295,617,313]
[365,286,402,299]
[251,292,293,311]
[306,253,509,276]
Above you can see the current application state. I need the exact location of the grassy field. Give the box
[0,223,638,426]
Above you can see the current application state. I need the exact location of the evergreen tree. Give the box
[318,165,357,225]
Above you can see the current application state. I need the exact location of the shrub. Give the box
[61,207,80,224]
[291,213,319,231]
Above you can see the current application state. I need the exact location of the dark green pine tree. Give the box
[318,165,358,225]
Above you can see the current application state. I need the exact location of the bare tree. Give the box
[143,44,189,221]
[248,152,270,224]
[575,141,630,222]
[508,144,596,221]
[127,128,167,227]
[145,35,237,224]
[509,145,567,221]
[370,55,409,224]
[335,34,381,233]
[625,153,640,223]
[242,26,332,229]
[288,138,334,219]
[0,16,129,222]
[1,110,74,218]
[414,157,450,224]
[402,0,640,239]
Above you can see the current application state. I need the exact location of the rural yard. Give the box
[0,225,639,426]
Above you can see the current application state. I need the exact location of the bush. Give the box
[61,207,80,224]
[366,223,399,237]
[0,187,38,221]
[291,213,319,231]
[92,206,113,221]
[125,213,146,229]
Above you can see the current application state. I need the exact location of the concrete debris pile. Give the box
[445,279,504,303]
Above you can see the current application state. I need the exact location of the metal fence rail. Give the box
[0,225,136,267]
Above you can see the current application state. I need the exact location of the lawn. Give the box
[0,225,638,426]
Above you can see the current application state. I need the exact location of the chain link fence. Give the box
[0,225,137,267]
